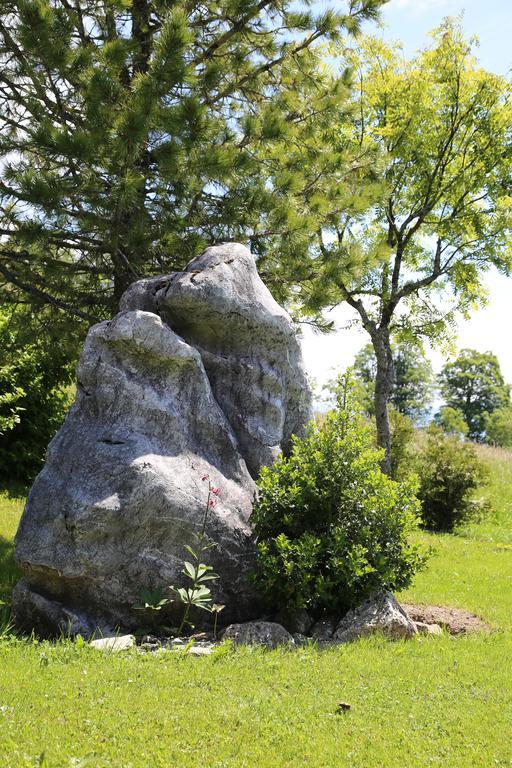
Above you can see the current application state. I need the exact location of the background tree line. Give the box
[1,0,512,482]
[352,343,512,445]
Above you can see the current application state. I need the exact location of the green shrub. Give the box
[0,310,74,486]
[434,406,469,438]
[415,426,488,532]
[0,368,25,437]
[251,376,426,618]
[485,407,512,447]
[389,407,415,481]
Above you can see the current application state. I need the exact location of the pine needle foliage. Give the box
[0,0,386,321]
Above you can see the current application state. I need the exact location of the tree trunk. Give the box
[372,328,395,476]
[112,257,133,310]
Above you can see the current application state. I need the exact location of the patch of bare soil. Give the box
[402,604,491,635]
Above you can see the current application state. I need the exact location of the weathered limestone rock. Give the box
[222,620,295,649]
[11,579,97,638]
[310,617,336,641]
[13,244,312,636]
[274,607,312,636]
[333,591,418,643]
[120,243,311,477]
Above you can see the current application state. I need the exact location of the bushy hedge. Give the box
[251,377,426,618]
[415,426,488,532]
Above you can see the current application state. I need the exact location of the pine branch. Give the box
[0,261,99,322]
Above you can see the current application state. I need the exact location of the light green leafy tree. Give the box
[267,20,512,473]
[485,408,512,448]
[434,405,469,438]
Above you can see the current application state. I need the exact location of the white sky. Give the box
[300,1,512,396]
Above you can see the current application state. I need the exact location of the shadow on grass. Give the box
[0,533,20,625]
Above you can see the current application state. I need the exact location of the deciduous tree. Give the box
[269,21,512,472]
[353,341,433,422]
[484,407,512,447]
[434,405,468,438]
[440,349,510,440]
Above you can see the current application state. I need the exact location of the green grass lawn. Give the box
[0,448,511,768]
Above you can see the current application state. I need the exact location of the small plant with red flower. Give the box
[133,475,225,636]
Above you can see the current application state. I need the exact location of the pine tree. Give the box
[0,0,385,323]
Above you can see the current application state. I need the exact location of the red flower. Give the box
[209,499,217,508]
[211,487,220,495]
[202,474,210,482]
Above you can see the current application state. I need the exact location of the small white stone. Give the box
[89,634,135,651]
[415,621,443,636]
[187,645,214,656]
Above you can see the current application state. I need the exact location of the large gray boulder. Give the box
[13,244,311,636]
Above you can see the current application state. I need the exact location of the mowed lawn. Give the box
[0,449,511,768]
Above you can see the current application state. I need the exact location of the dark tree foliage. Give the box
[416,426,488,532]
[0,308,75,486]
[0,0,385,322]
[0,0,388,483]
[440,349,510,441]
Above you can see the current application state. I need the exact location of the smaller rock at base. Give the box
[274,608,312,635]
[12,580,95,638]
[333,591,417,643]
[141,634,160,644]
[140,642,160,652]
[222,621,294,649]
[89,635,135,652]
[311,617,336,641]
[415,621,443,636]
